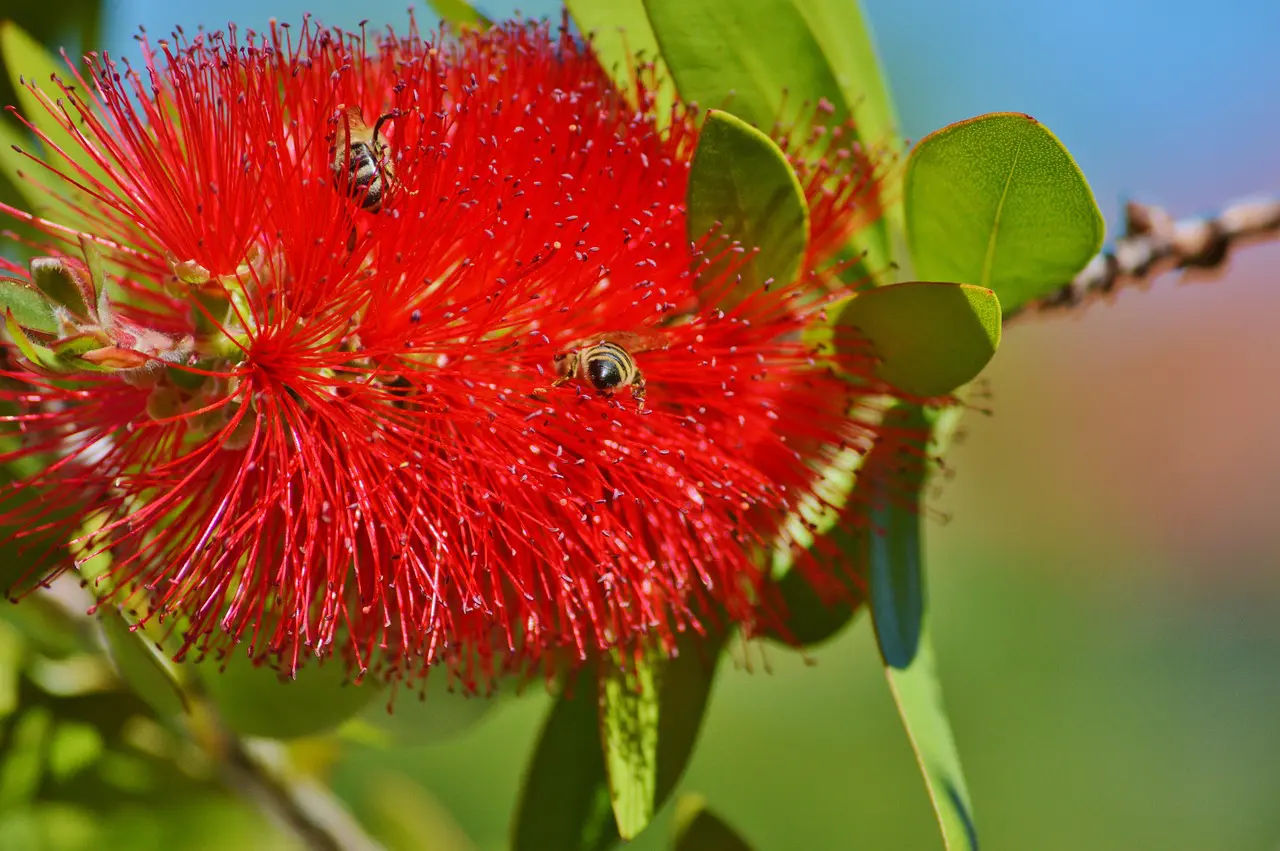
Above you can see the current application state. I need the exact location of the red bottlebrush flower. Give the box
[0,15,922,691]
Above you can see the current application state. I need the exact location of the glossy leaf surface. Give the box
[687,110,808,307]
[867,404,978,851]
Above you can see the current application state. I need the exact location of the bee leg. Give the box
[346,225,358,253]
[550,375,572,388]
[631,376,647,410]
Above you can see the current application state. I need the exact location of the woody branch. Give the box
[1011,196,1280,318]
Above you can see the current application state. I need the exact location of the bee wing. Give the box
[332,106,371,169]
[594,330,667,355]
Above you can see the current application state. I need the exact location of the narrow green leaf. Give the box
[50,332,108,360]
[600,654,659,839]
[4,309,64,371]
[688,110,808,308]
[884,634,980,851]
[514,637,723,850]
[0,278,58,335]
[904,112,1103,312]
[674,796,754,851]
[567,0,674,119]
[866,403,978,851]
[77,234,108,322]
[99,608,187,719]
[512,666,619,851]
[790,0,898,163]
[644,0,845,133]
[838,281,1001,398]
[0,22,112,230]
[200,653,382,740]
[427,0,492,29]
[790,0,902,277]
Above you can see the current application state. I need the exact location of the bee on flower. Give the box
[0,14,922,691]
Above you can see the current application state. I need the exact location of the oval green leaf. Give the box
[0,278,57,335]
[674,796,755,851]
[360,673,498,746]
[904,112,1104,311]
[512,666,619,851]
[838,281,1001,398]
[199,653,382,740]
[567,0,674,120]
[99,608,188,719]
[688,110,808,308]
[866,403,978,851]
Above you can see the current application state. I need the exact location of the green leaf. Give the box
[0,278,57,334]
[644,0,845,134]
[904,112,1103,311]
[30,257,91,316]
[46,722,104,782]
[789,0,902,277]
[567,0,674,120]
[99,608,187,719]
[674,796,754,851]
[0,21,112,231]
[687,110,808,308]
[790,0,898,165]
[4,309,64,371]
[866,403,979,851]
[199,653,382,740]
[600,655,659,839]
[359,673,498,746]
[512,666,618,851]
[513,638,723,850]
[0,707,51,808]
[427,0,492,29]
[838,281,1001,398]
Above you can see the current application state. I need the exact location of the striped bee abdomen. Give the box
[584,341,636,390]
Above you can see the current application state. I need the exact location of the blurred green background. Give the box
[2,0,1279,849]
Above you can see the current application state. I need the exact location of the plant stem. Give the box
[219,732,387,851]
[1011,196,1280,318]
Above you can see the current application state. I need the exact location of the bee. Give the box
[331,105,396,213]
[544,331,663,408]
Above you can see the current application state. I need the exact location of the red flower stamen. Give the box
[0,16,926,691]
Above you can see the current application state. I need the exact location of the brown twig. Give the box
[1013,196,1280,318]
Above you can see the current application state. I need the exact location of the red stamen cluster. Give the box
[0,16,916,690]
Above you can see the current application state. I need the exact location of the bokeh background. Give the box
[3,0,1280,848]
